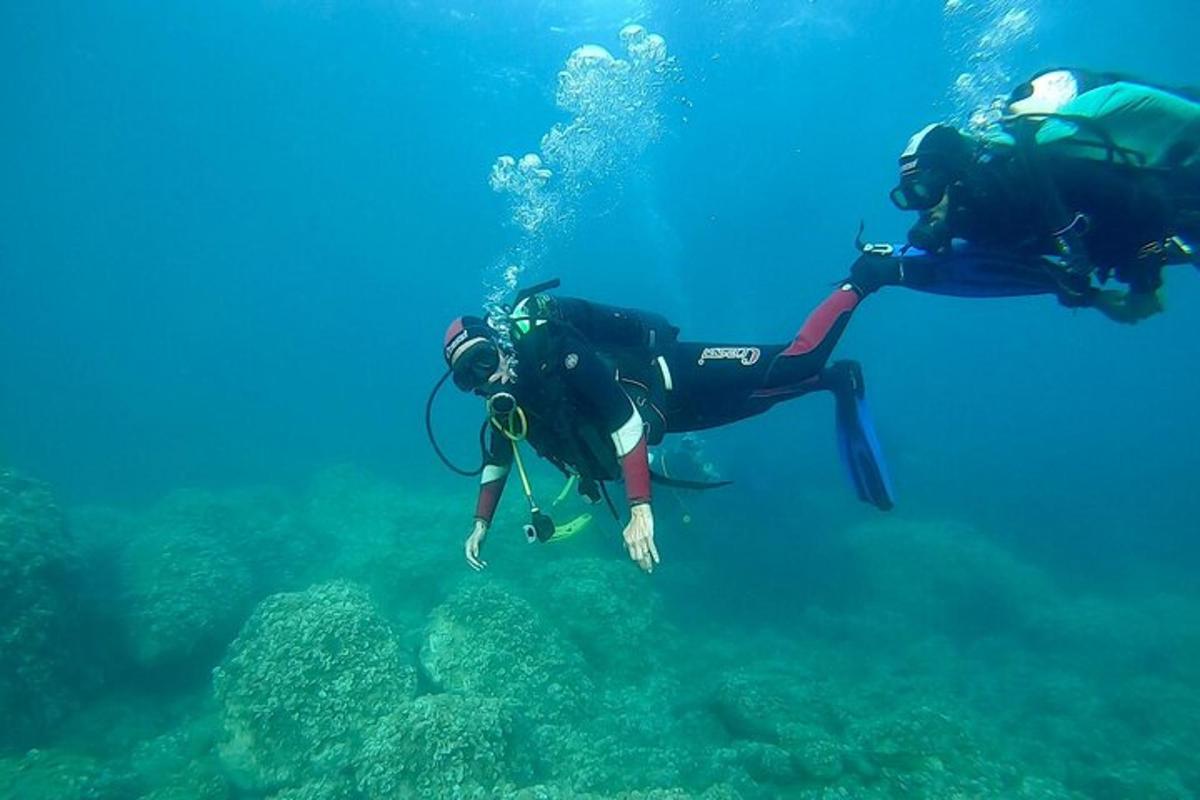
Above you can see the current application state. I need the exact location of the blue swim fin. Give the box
[829,360,895,511]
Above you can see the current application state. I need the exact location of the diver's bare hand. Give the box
[623,504,659,573]
[465,519,489,571]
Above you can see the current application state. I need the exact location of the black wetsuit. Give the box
[473,288,862,520]
[944,149,1183,293]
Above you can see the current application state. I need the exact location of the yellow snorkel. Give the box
[486,391,556,543]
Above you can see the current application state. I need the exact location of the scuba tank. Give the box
[510,291,679,363]
[1004,68,1200,169]
[992,69,1200,276]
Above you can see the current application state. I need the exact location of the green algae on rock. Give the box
[213,580,416,794]
[536,557,666,678]
[0,469,84,750]
[119,521,252,669]
[419,582,594,725]
[356,693,527,798]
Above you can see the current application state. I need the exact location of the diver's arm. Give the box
[610,405,652,506]
[465,433,513,570]
[557,335,653,507]
[474,433,513,525]
[613,410,658,572]
[558,337,659,571]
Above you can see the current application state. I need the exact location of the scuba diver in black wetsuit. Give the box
[847,68,1200,323]
[430,281,893,573]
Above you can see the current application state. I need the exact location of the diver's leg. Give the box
[657,283,866,422]
[762,284,863,389]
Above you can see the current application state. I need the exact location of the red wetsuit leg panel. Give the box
[780,286,861,357]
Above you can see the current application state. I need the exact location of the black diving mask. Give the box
[890,165,950,212]
[451,342,501,392]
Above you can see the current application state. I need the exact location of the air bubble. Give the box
[489,25,679,247]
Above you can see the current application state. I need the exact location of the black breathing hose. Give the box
[425,369,487,477]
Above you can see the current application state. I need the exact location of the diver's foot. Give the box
[821,359,864,400]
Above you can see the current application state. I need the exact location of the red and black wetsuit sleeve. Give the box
[556,333,652,506]
[474,428,513,525]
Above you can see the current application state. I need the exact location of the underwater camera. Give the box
[524,509,556,543]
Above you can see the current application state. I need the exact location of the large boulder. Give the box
[176,486,324,596]
[302,466,460,617]
[0,749,108,800]
[137,762,231,800]
[119,497,253,669]
[355,693,524,798]
[213,581,416,794]
[298,466,462,639]
[535,556,665,679]
[0,469,82,748]
[419,582,593,726]
[526,703,727,796]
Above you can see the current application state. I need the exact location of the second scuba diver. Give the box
[849,67,1200,323]
[432,280,894,573]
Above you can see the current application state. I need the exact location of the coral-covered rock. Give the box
[535,557,664,678]
[837,701,1016,800]
[420,582,592,725]
[1075,762,1191,800]
[124,706,227,799]
[213,581,415,793]
[119,502,252,668]
[0,469,82,748]
[303,466,460,621]
[782,724,845,783]
[137,761,230,800]
[190,487,324,596]
[708,666,817,744]
[734,741,798,785]
[267,778,360,800]
[527,693,722,795]
[503,786,746,800]
[355,693,523,798]
[0,749,110,800]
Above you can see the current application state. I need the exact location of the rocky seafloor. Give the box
[1,464,1197,799]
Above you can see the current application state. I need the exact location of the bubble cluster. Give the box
[943,0,1037,131]
[540,26,673,194]
[486,24,677,295]
[488,153,557,234]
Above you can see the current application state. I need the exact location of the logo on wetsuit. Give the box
[697,347,761,366]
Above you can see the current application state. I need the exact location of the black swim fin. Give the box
[827,360,895,511]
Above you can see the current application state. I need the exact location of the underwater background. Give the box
[2,1,1198,798]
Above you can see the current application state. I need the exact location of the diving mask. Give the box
[451,342,501,392]
[890,164,951,211]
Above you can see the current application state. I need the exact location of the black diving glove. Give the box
[846,250,903,296]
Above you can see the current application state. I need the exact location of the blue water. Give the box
[5,0,1197,559]
[2,2,1199,797]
